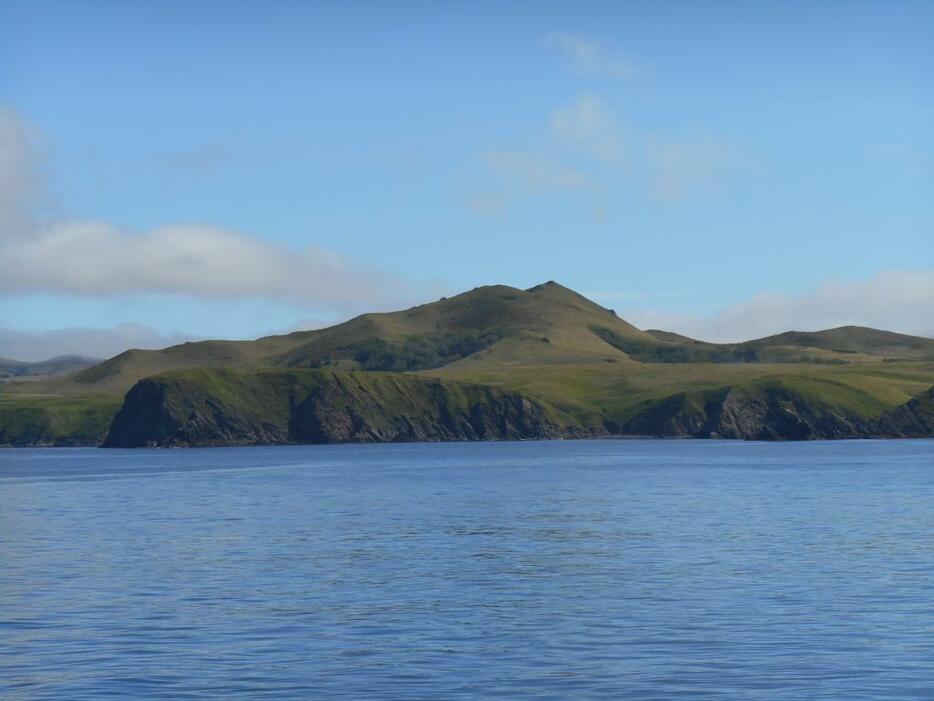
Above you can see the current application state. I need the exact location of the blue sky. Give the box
[1,1,932,359]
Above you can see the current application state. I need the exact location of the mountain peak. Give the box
[526,280,567,293]
[526,280,617,315]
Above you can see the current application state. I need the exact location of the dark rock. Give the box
[623,385,873,440]
[103,370,574,447]
[877,387,934,437]
[104,377,290,447]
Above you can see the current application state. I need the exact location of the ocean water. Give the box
[1,439,933,700]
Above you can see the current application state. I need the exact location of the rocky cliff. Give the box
[103,368,578,447]
[876,387,934,438]
[95,369,934,447]
[621,383,876,440]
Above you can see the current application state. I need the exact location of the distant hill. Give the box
[747,326,934,359]
[646,325,934,363]
[0,355,101,383]
[2,282,933,445]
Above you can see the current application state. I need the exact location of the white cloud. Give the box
[550,95,624,164]
[544,33,637,78]
[469,95,741,219]
[469,95,624,215]
[0,323,196,363]
[0,220,408,309]
[0,108,40,240]
[0,108,423,313]
[620,270,934,342]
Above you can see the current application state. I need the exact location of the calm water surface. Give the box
[2,439,934,699]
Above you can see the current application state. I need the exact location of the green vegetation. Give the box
[0,355,100,383]
[345,331,507,371]
[598,325,891,364]
[592,325,759,363]
[0,395,120,446]
[2,281,933,445]
[753,327,934,359]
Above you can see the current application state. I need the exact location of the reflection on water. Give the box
[1,439,933,699]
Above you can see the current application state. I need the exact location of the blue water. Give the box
[2,440,934,700]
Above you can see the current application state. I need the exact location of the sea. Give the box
[2,439,933,699]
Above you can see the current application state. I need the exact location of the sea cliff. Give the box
[103,368,578,447]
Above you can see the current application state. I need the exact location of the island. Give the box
[2,282,933,446]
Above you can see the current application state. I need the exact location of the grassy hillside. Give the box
[643,325,934,364]
[0,281,643,398]
[0,395,120,446]
[750,327,934,359]
[3,281,933,445]
[429,357,934,427]
[11,281,930,400]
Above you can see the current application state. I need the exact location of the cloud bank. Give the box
[0,109,420,312]
[616,270,934,342]
[0,323,196,363]
[0,220,405,307]
[0,107,39,239]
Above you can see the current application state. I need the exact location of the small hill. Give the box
[639,325,934,364]
[747,326,934,359]
[273,281,653,370]
[0,355,101,383]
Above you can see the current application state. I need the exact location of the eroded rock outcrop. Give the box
[101,370,934,447]
[877,387,934,437]
[622,385,873,440]
[103,369,574,447]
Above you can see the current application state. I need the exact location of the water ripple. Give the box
[1,439,933,699]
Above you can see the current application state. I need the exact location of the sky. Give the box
[1,0,932,360]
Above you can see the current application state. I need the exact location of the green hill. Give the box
[644,325,934,364]
[52,281,652,394]
[747,326,934,359]
[2,281,933,445]
[0,355,101,383]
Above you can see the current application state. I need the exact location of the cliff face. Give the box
[103,369,575,448]
[876,387,934,438]
[621,385,874,440]
[713,387,872,440]
[96,369,934,448]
